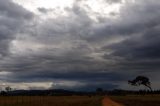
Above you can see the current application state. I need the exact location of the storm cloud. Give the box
[0,0,160,90]
[0,0,33,56]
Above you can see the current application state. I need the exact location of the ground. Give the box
[0,95,159,106]
[103,97,124,106]
[110,95,160,106]
[0,96,102,106]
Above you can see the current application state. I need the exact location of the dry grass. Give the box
[0,96,102,106]
[110,95,160,106]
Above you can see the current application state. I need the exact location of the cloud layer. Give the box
[0,0,160,90]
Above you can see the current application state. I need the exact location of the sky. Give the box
[0,0,160,91]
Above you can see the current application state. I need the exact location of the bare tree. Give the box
[128,76,152,91]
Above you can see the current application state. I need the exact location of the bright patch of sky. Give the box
[13,0,125,20]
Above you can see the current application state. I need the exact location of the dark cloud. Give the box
[37,7,49,13]
[0,0,160,90]
[0,0,33,19]
[106,0,122,4]
[103,27,160,76]
[37,7,54,14]
[86,0,160,43]
[0,0,33,56]
[5,71,123,90]
[108,29,160,60]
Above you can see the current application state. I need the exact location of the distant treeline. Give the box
[106,89,160,95]
[0,89,160,96]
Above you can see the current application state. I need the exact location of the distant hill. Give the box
[1,89,160,96]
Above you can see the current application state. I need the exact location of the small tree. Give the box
[5,86,12,92]
[128,76,152,91]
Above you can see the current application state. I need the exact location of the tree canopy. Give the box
[128,76,152,91]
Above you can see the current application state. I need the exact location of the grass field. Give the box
[110,95,160,106]
[0,96,102,106]
[0,95,160,106]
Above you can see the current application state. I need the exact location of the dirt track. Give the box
[102,97,124,106]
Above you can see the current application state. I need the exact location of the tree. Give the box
[96,87,103,95]
[5,86,12,92]
[128,76,152,91]
[0,91,7,96]
[96,88,103,92]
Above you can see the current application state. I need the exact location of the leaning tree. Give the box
[128,76,152,91]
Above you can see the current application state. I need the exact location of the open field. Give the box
[110,95,160,106]
[0,96,102,106]
[0,95,160,106]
